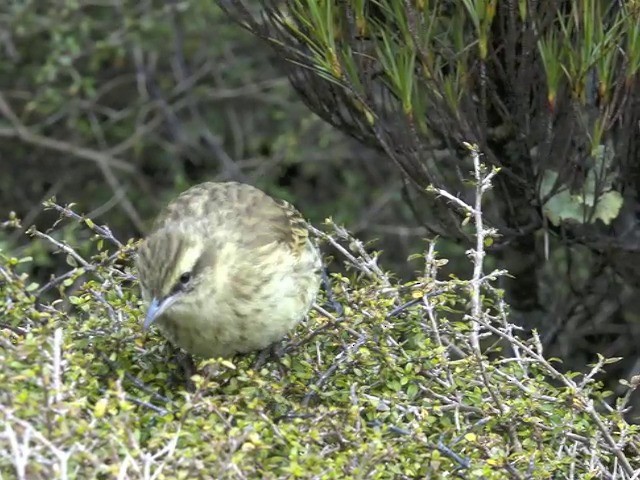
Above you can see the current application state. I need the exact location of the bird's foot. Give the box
[176,351,197,392]
[252,341,286,374]
[321,267,343,316]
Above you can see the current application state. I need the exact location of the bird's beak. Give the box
[143,296,175,330]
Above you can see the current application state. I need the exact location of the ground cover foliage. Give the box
[2,150,640,479]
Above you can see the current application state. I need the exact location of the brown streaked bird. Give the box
[136,182,322,358]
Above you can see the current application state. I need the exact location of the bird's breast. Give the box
[156,244,321,359]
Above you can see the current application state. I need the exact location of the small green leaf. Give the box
[69,296,83,305]
[66,255,78,267]
[593,190,623,225]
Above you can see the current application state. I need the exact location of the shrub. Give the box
[1,150,639,478]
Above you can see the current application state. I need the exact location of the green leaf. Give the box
[592,190,623,225]
[540,169,623,226]
[69,296,83,305]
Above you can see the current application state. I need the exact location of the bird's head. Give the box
[136,226,216,329]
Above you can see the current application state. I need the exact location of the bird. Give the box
[136,181,322,359]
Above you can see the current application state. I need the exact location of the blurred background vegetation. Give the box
[1,0,640,411]
[0,0,427,276]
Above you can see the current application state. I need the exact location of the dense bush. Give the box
[2,151,639,478]
[1,0,640,475]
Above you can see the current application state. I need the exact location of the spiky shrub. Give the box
[2,149,639,479]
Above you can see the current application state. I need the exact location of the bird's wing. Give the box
[236,186,310,258]
[267,197,310,256]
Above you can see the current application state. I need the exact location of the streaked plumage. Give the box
[136,182,322,358]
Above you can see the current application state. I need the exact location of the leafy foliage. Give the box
[540,142,624,226]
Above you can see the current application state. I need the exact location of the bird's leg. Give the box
[321,266,343,316]
[179,352,197,392]
[166,343,196,392]
[252,340,286,373]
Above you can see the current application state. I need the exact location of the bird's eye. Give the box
[179,272,192,285]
